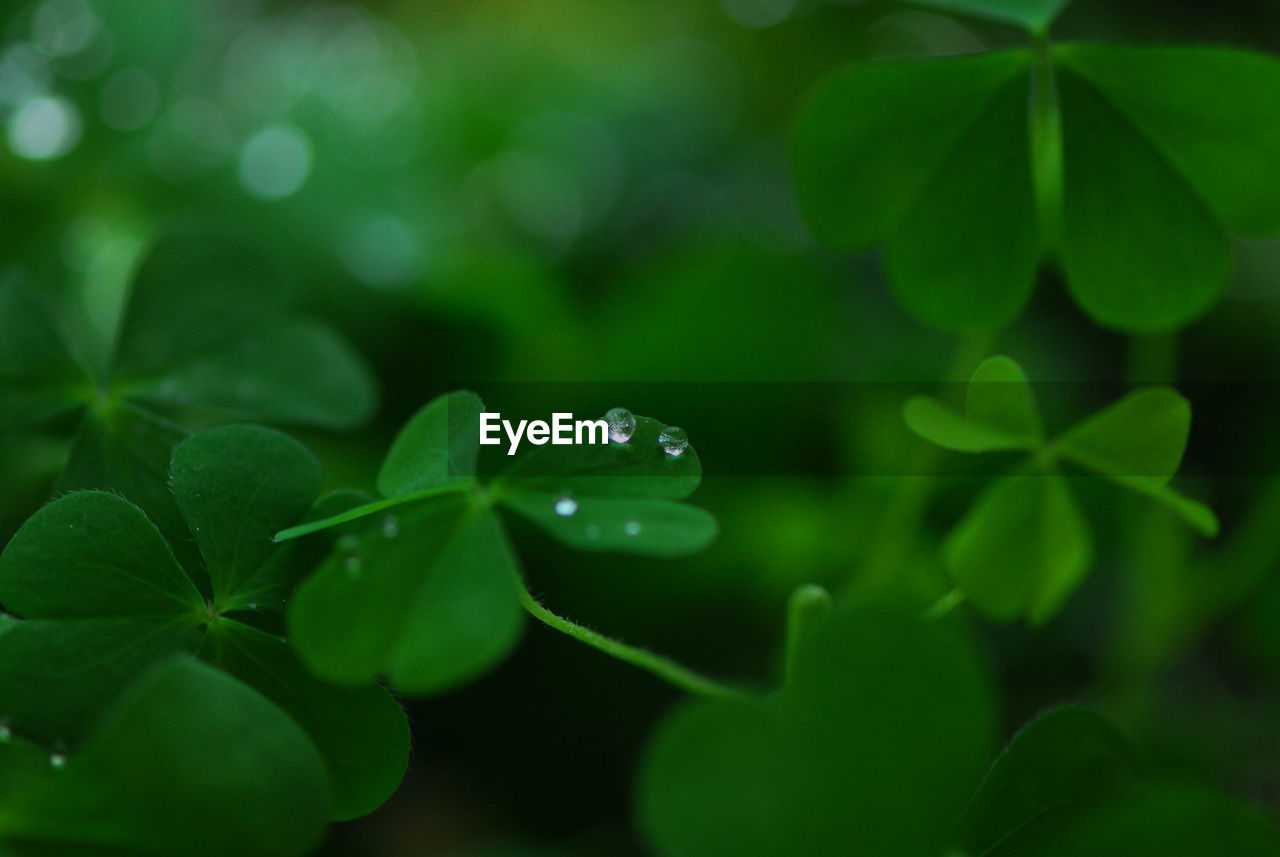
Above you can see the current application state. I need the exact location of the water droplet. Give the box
[605,407,636,444]
[624,520,642,537]
[344,554,363,578]
[554,496,578,517]
[585,524,601,540]
[381,515,399,539]
[50,742,67,769]
[248,602,258,610]
[337,534,360,551]
[658,425,688,457]
[0,718,11,743]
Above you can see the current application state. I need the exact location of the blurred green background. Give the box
[3,0,1280,854]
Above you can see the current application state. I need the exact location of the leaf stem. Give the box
[273,482,473,541]
[784,584,832,684]
[514,577,754,703]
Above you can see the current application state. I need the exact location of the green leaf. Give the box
[793,51,1030,253]
[944,475,1092,624]
[1055,388,1189,493]
[289,496,524,694]
[110,229,294,379]
[1057,44,1280,238]
[885,71,1040,330]
[0,617,199,745]
[905,356,1041,452]
[132,320,378,431]
[906,0,1070,32]
[0,491,202,619]
[498,414,702,501]
[501,493,718,557]
[0,658,331,857]
[1057,68,1230,333]
[203,620,409,821]
[170,425,323,605]
[1035,784,1280,857]
[377,390,484,498]
[638,604,994,857]
[960,706,1140,857]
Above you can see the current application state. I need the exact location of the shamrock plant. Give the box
[794,0,1280,332]
[276,391,721,696]
[904,356,1216,623]
[0,425,409,824]
[0,229,377,543]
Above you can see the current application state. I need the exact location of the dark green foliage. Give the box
[794,36,1280,333]
[0,426,408,821]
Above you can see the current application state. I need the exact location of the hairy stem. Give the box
[515,577,754,703]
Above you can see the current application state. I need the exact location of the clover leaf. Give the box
[905,356,1216,624]
[0,425,408,820]
[0,229,377,542]
[279,391,718,695]
[636,602,995,857]
[0,657,330,857]
[793,32,1280,333]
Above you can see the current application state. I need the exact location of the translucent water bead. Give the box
[658,425,688,457]
[605,407,636,443]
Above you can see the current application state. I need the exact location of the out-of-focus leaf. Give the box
[885,72,1040,330]
[793,51,1030,252]
[960,706,1140,856]
[1055,388,1188,488]
[1057,69,1229,333]
[502,493,718,557]
[377,390,484,498]
[944,475,1092,624]
[638,604,994,857]
[1057,45,1280,237]
[133,321,378,431]
[0,658,331,857]
[0,276,86,432]
[203,620,409,820]
[905,356,1041,452]
[56,405,189,550]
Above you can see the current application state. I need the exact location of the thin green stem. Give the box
[515,577,754,703]
[783,584,832,684]
[273,481,473,541]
